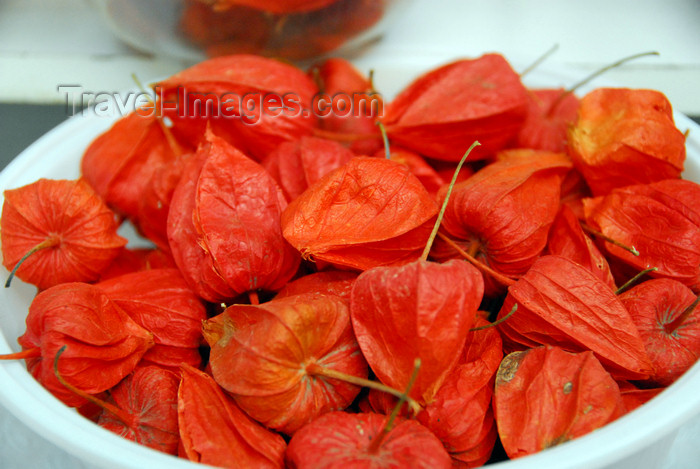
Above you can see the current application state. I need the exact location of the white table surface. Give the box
[1,1,700,467]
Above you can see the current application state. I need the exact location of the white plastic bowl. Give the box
[1,58,699,469]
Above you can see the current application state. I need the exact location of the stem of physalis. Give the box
[248,290,260,305]
[131,73,183,157]
[53,345,137,427]
[5,236,61,288]
[470,304,518,331]
[368,358,421,454]
[376,121,391,160]
[420,141,481,262]
[436,232,517,288]
[305,362,421,415]
[0,347,42,361]
[367,69,377,96]
[615,267,658,295]
[580,223,640,256]
[520,44,559,78]
[547,51,659,115]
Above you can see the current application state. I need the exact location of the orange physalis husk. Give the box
[140,345,203,372]
[515,88,580,152]
[350,259,484,404]
[496,255,653,381]
[157,54,318,160]
[547,204,616,290]
[81,112,186,220]
[281,156,439,271]
[362,316,502,467]
[193,131,301,294]
[262,136,355,202]
[417,316,501,467]
[96,269,207,369]
[619,278,700,386]
[178,364,286,468]
[97,365,181,455]
[202,292,368,435]
[1,178,127,290]
[493,345,626,459]
[168,130,300,302]
[310,57,383,155]
[628,178,700,226]
[167,139,237,302]
[136,151,192,251]
[382,54,529,161]
[558,167,592,220]
[431,149,572,294]
[0,283,153,407]
[583,179,700,291]
[285,411,452,469]
[567,87,686,196]
[97,247,176,282]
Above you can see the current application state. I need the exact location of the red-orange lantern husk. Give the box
[431,149,571,294]
[178,364,286,468]
[167,137,237,302]
[9,283,153,407]
[515,88,579,152]
[494,346,626,459]
[286,411,453,469]
[310,57,383,155]
[382,53,529,161]
[193,131,301,294]
[157,54,318,160]
[274,270,358,302]
[351,259,483,404]
[262,136,355,202]
[81,112,186,220]
[617,380,664,413]
[619,278,700,386]
[97,247,176,282]
[362,316,502,467]
[282,156,439,271]
[167,130,300,302]
[583,179,700,291]
[547,204,616,290]
[208,0,337,14]
[496,255,653,380]
[98,365,180,454]
[96,268,206,369]
[203,292,367,435]
[567,87,686,196]
[137,151,192,251]
[377,146,446,198]
[1,178,127,290]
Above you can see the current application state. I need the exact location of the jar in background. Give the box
[179,0,405,61]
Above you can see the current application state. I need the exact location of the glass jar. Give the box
[99,0,408,63]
